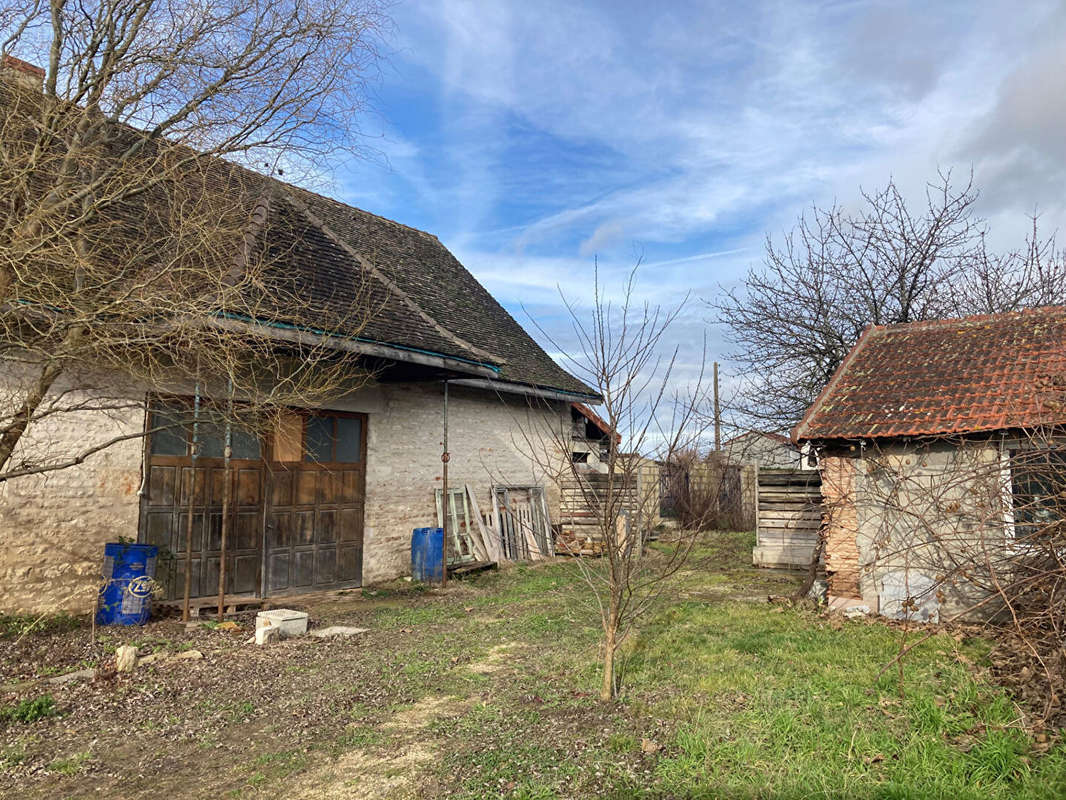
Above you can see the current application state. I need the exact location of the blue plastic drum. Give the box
[411,527,444,583]
[96,542,158,626]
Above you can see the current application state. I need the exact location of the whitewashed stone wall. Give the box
[0,376,146,615]
[342,382,567,583]
[0,373,569,614]
[823,440,1007,618]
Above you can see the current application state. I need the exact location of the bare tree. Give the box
[0,0,389,482]
[715,173,1066,426]
[528,268,716,700]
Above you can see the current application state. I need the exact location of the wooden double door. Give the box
[140,410,366,601]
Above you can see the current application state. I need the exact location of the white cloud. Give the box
[335,0,1066,429]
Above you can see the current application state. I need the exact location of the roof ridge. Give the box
[724,429,793,445]
[874,305,1066,334]
[283,190,507,368]
[284,183,440,243]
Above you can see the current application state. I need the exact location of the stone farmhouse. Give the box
[0,95,600,613]
[793,307,1066,620]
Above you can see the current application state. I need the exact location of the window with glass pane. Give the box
[230,426,261,459]
[197,418,226,458]
[1011,449,1066,539]
[335,417,362,462]
[304,416,334,463]
[149,402,189,456]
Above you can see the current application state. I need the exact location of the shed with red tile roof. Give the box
[790,307,1066,620]
[793,306,1066,444]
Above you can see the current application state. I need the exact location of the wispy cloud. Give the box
[334,0,1066,411]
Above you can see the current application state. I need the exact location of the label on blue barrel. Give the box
[120,576,153,615]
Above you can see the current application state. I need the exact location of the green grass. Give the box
[419,532,1066,799]
[0,743,27,768]
[240,749,309,792]
[47,751,91,776]
[0,612,82,640]
[627,597,1060,799]
[10,530,1066,799]
[0,694,58,724]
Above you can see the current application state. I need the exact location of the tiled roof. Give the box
[793,307,1066,442]
[1,75,596,398]
[281,187,597,396]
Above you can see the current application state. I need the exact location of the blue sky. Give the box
[329,0,1066,400]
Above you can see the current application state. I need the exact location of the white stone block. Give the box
[256,608,308,639]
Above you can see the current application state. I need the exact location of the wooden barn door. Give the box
[141,400,265,600]
[264,411,366,595]
[141,400,366,601]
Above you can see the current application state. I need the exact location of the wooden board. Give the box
[754,469,824,569]
[465,485,502,563]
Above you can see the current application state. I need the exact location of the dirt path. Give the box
[285,695,471,799]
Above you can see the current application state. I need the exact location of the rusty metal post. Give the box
[441,380,449,586]
[217,384,233,621]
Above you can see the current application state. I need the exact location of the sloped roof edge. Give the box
[793,307,1066,443]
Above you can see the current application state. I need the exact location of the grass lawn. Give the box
[2,530,1065,799]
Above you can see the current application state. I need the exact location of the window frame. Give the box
[1006,443,1066,546]
[274,410,366,466]
[145,394,263,461]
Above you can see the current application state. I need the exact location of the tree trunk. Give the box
[601,603,619,701]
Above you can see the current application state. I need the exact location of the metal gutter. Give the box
[208,313,501,379]
[447,377,601,404]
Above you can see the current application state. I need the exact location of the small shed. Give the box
[724,430,809,470]
[793,307,1066,618]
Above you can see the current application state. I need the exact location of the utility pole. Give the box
[713,361,721,452]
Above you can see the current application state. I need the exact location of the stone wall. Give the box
[853,440,1004,618]
[820,440,1007,617]
[353,382,568,583]
[0,377,145,615]
[0,374,569,614]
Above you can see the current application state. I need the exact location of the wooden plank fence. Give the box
[558,472,641,554]
[752,469,822,569]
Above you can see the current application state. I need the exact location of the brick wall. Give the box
[0,375,569,614]
[819,454,862,600]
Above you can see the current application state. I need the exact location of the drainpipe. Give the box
[441,380,450,586]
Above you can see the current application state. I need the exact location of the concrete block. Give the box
[309,625,368,638]
[115,644,138,672]
[256,608,308,638]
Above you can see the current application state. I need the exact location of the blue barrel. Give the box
[411,527,444,583]
[96,543,158,626]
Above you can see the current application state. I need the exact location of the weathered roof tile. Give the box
[793,307,1066,442]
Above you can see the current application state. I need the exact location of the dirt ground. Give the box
[4,534,1059,799]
